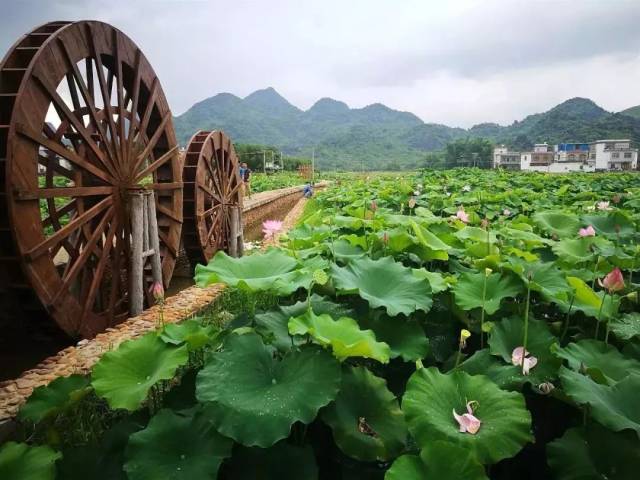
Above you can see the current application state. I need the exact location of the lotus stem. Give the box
[521,280,532,370]
[595,291,607,340]
[480,274,488,348]
[591,256,600,290]
[560,294,575,342]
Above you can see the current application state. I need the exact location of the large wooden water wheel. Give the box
[182,130,243,265]
[0,21,183,338]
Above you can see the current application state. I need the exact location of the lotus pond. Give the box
[2,169,640,479]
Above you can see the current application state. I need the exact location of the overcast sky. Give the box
[2,0,640,127]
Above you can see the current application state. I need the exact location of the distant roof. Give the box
[591,139,631,143]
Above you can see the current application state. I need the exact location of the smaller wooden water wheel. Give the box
[182,130,243,265]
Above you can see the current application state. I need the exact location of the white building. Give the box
[493,145,521,170]
[589,139,638,171]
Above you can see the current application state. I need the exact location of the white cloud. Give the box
[2,0,640,127]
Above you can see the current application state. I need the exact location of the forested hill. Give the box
[173,89,640,170]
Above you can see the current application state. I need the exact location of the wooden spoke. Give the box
[50,207,114,306]
[57,37,119,177]
[134,145,177,182]
[87,23,122,169]
[17,123,113,184]
[16,186,114,200]
[132,111,171,177]
[25,196,113,261]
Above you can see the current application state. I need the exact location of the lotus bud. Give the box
[537,382,555,395]
[599,267,625,293]
[370,200,378,212]
[612,194,621,204]
[150,281,164,303]
[408,197,416,209]
[382,231,389,246]
[481,218,489,229]
[485,268,492,277]
[578,225,596,237]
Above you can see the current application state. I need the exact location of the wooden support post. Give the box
[229,206,238,258]
[129,192,144,316]
[228,206,244,258]
[129,190,164,317]
[146,190,163,287]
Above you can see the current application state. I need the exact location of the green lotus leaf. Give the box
[609,312,640,340]
[18,374,90,423]
[453,272,522,315]
[582,212,635,238]
[462,349,535,391]
[547,424,640,480]
[552,238,596,264]
[411,221,451,259]
[358,311,429,361]
[533,211,581,238]
[506,259,570,297]
[559,367,640,435]
[553,276,616,319]
[454,226,498,244]
[555,339,640,385]
[255,294,352,352]
[92,333,188,411]
[289,309,390,363]
[500,227,552,247]
[322,366,407,461]
[488,316,560,383]
[385,441,488,480]
[341,233,369,251]
[384,227,416,253]
[402,367,532,464]
[224,442,318,479]
[160,319,217,351]
[331,256,432,316]
[412,269,450,294]
[385,454,424,479]
[0,442,60,480]
[332,239,367,262]
[194,249,309,295]
[124,408,232,480]
[196,333,341,447]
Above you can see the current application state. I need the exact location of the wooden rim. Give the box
[0,21,183,338]
[182,130,243,265]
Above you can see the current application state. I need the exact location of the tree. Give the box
[444,138,493,169]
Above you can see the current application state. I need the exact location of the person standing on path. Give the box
[241,162,252,197]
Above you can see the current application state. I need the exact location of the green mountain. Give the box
[173,91,640,170]
[620,105,640,119]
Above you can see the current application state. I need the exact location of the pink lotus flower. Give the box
[455,209,469,223]
[370,200,378,212]
[382,231,389,246]
[597,201,611,211]
[578,225,596,237]
[150,281,164,303]
[503,209,511,216]
[453,401,481,434]
[462,185,471,192]
[262,220,283,240]
[599,267,625,293]
[511,347,538,375]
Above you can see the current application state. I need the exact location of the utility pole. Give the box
[311,147,315,182]
[263,151,266,174]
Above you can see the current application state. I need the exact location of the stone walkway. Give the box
[0,186,318,421]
